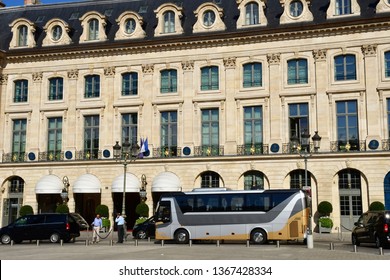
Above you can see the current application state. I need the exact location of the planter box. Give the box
[319,226,332,233]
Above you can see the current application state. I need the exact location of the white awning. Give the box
[35,175,63,194]
[151,172,182,192]
[73,174,101,193]
[111,173,140,193]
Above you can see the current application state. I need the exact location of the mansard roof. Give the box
[0,0,385,55]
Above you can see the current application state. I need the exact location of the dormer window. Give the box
[327,0,360,18]
[43,19,72,47]
[237,0,267,29]
[280,0,313,24]
[115,12,146,40]
[193,3,226,33]
[376,0,390,13]
[79,12,107,43]
[9,18,36,49]
[154,4,183,36]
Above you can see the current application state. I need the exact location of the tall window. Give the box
[122,72,138,96]
[12,119,27,162]
[163,11,175,33]
[14,80,28,103]
[201,171,220,188]
[339,169,362,220]
[201,66,219,91]
[290,170,311,189]
[243,63,262,88]
[47,117,62,160]
[85,75,100,98]
[336,100,359,151]
[161,111,177,157]
[288,59,308,84]
[289,103,309,140]
[245,2,259,25]
[18,25,28,46]
[336,0,351,15]
[49,77,64,100]
[121,113,138,145]
[160,69,177,93]
[88,19,99,40]
[201,109,219,155]
[244,106,263,154]
[244,171,264,190]
[334,54,356,81]
[84,115,100,159]
[385,51,390,78]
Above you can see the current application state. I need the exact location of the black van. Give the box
[0,213,83,244]
[352,210,390,248]
[132,216,155,239]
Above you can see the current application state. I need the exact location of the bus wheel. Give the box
[175,229,189,244]
[251,229,267,245]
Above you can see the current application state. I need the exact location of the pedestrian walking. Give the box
[91,214,102,243]
[115,212,125,243]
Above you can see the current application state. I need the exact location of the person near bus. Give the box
[91,214,102,243]
[115,212,125,243]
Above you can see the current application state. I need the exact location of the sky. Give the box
[2,0,83,7]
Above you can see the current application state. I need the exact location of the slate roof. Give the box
[0,0,385,53]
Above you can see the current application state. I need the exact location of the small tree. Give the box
[135,202,149,218]
[369,201,385,211]
[318,201,333,217]
[55,204,69,213]
[19,205,33,216]
[95,204,109,217]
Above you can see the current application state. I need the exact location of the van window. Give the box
[29,215,45,224]
[156,201,171,223]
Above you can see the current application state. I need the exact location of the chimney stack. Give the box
[24,0,41,5]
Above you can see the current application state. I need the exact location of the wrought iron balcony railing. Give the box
[237,144,269,155]
[153,146,181,158]
[194,145,224,157]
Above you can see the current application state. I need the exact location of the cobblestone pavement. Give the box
[0,231,389,260]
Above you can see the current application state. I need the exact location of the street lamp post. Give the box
[140,174,147,202]
[113,138,140,238]
[61,176,70,205]
[291,130,321,249]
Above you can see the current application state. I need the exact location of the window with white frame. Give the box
[334,54,357,81]
[121,72,138,96]
[280,0,313,24]
[287,58,308,84]
[79,12,107,43]
[115,12,146,40]
[160,69,177,93]
[201,66,219,91]
[48,77,64,101]
[237,0,267,28]
[154,4,183,36]
[327,0,360,18]
[14,80,28,103]
[193,3,226,33]
[84,75,100,98]
[9,19,36,49]
[243,62,262,88]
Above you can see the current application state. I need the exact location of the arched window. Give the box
[244,171,264,190]
[245,2,259,25]
[163,11,175,33]
[18,25,28,46]
[290,170,312,189]
[88,19,99,40]
[201,171,220,188]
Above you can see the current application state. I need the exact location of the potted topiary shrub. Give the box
[19,205,34,216]
[55,204,69,214]
[135,202,149,225]
[317,201,333,233]
[369,201,385,211]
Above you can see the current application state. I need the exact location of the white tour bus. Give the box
[155,188,309,244]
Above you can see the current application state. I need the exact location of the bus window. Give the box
[156,201,171,223]
[231,195,244,211]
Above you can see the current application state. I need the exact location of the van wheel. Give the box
[174,229,189,244]
[136,230,147,239]
[50,233,60,243]
[351,234,360,246]
[1,234,11,244]
[251,229,268,245]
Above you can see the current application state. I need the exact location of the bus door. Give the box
[155,200,172,240]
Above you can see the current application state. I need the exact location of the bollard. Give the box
[85,240,88,246]
[11,240,14,246]
[161,240,165,247]
[353,245,357,252]
[148,237,151,243]
[216,240,220,247]
[329,242,334,250]
[276,240,280,248]
[36,240,40,246]
[189,240,192,247]
[110,240,114,246]
[246,240,250,247]
[379,247,384,256]
[60,240,64,246]
[134,240,138,247]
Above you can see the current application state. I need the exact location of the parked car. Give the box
[132,216,155,239]
[352,210,390,248]
[0,213,85,244]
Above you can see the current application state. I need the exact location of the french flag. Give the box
[139,137,149,157]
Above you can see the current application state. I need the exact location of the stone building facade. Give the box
[0,0,390,232]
